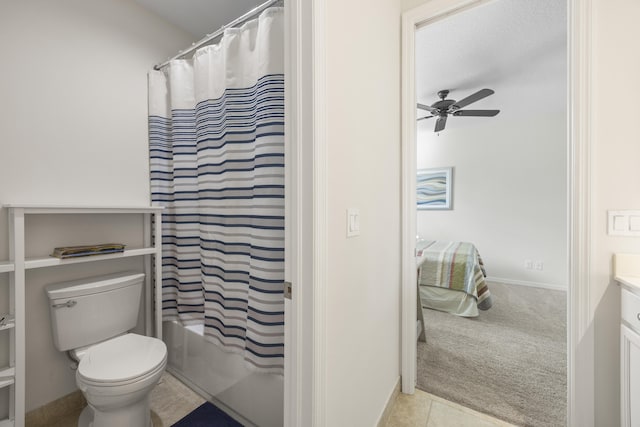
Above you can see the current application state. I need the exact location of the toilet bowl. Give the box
[45,272,167,427]
[75,333,167,427]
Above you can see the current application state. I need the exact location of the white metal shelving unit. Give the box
[0,258,15,427]
[1,204,163,427]
[0,263,14,274]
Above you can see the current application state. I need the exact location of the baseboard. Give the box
[377,377,401,427]
[25,390,86,427]
[486,276,567,291]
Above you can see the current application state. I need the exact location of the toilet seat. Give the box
[77,333,167,387]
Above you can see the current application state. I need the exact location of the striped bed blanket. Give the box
[417,240,492,310]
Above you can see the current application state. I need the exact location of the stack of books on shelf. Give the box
[50,243,126,259]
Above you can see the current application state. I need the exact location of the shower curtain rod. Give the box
[154,0,281,70]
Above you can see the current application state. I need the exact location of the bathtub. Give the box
[163,321,284,427]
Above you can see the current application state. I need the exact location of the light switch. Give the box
[630,216,640,232]
[614,215,628,231]
[347,208,360,237]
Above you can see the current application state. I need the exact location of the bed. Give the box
[416,240,492,317]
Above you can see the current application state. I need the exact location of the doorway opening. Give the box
[400,0,591,425]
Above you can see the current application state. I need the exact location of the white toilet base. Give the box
[77,399,152,427]
[77,405,92,427]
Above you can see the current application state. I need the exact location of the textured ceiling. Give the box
[416,0,566,118]
[133,0,265,40]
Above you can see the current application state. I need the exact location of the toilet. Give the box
[46,272,167,427]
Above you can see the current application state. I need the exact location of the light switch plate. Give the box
[608,210,640,236]
[347,208,360,237]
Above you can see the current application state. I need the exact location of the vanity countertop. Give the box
[615,275,640,292]
[614,253,640,293]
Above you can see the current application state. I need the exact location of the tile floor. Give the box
[36,373,515,426]
[153,377,518,427]
[31,373,204,427]
[384,388,518,427]
[149,372,206,426]
[156,374,519,427]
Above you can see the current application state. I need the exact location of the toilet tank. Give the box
[45,272,145,352]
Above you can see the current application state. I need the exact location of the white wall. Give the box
[417,113,567,289]
[591,0,640,425]
[324,0,402,424]
[405,0,640,425]
[0,0,193,412]
[416,80,567,289]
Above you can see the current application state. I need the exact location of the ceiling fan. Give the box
[417,88,500,132]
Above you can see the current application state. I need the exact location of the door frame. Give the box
[284,0,327,425]
[400,1,593,426]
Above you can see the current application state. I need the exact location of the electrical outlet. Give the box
[524,259,533,270]
[535,261,544,271]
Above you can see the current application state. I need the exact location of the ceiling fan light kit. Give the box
[417,88,500,132]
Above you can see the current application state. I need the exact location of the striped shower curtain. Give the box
[148,7,284,373]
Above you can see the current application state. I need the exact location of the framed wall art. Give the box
[417,167,453,210]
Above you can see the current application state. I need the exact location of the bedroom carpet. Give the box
[416,281,566,427]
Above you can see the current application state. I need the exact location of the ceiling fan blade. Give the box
[453,109,500,117]
[450,89,495,110]
[418,115,434,121]
[417,102,438,114]
[434,116,447,132]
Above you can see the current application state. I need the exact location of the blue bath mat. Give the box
[171,402,243,427]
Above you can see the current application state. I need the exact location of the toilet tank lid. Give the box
[45,272,145,300]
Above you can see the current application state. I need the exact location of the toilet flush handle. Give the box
[52,300,77,309]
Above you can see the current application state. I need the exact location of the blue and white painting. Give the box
[417,167,452,210]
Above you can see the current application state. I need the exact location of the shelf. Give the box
[2,204,163,214]
[24,247,157,270]
[0,315,14,332]
[1,204,164,426]
[0,367,15,389]
[0,262,14,274]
